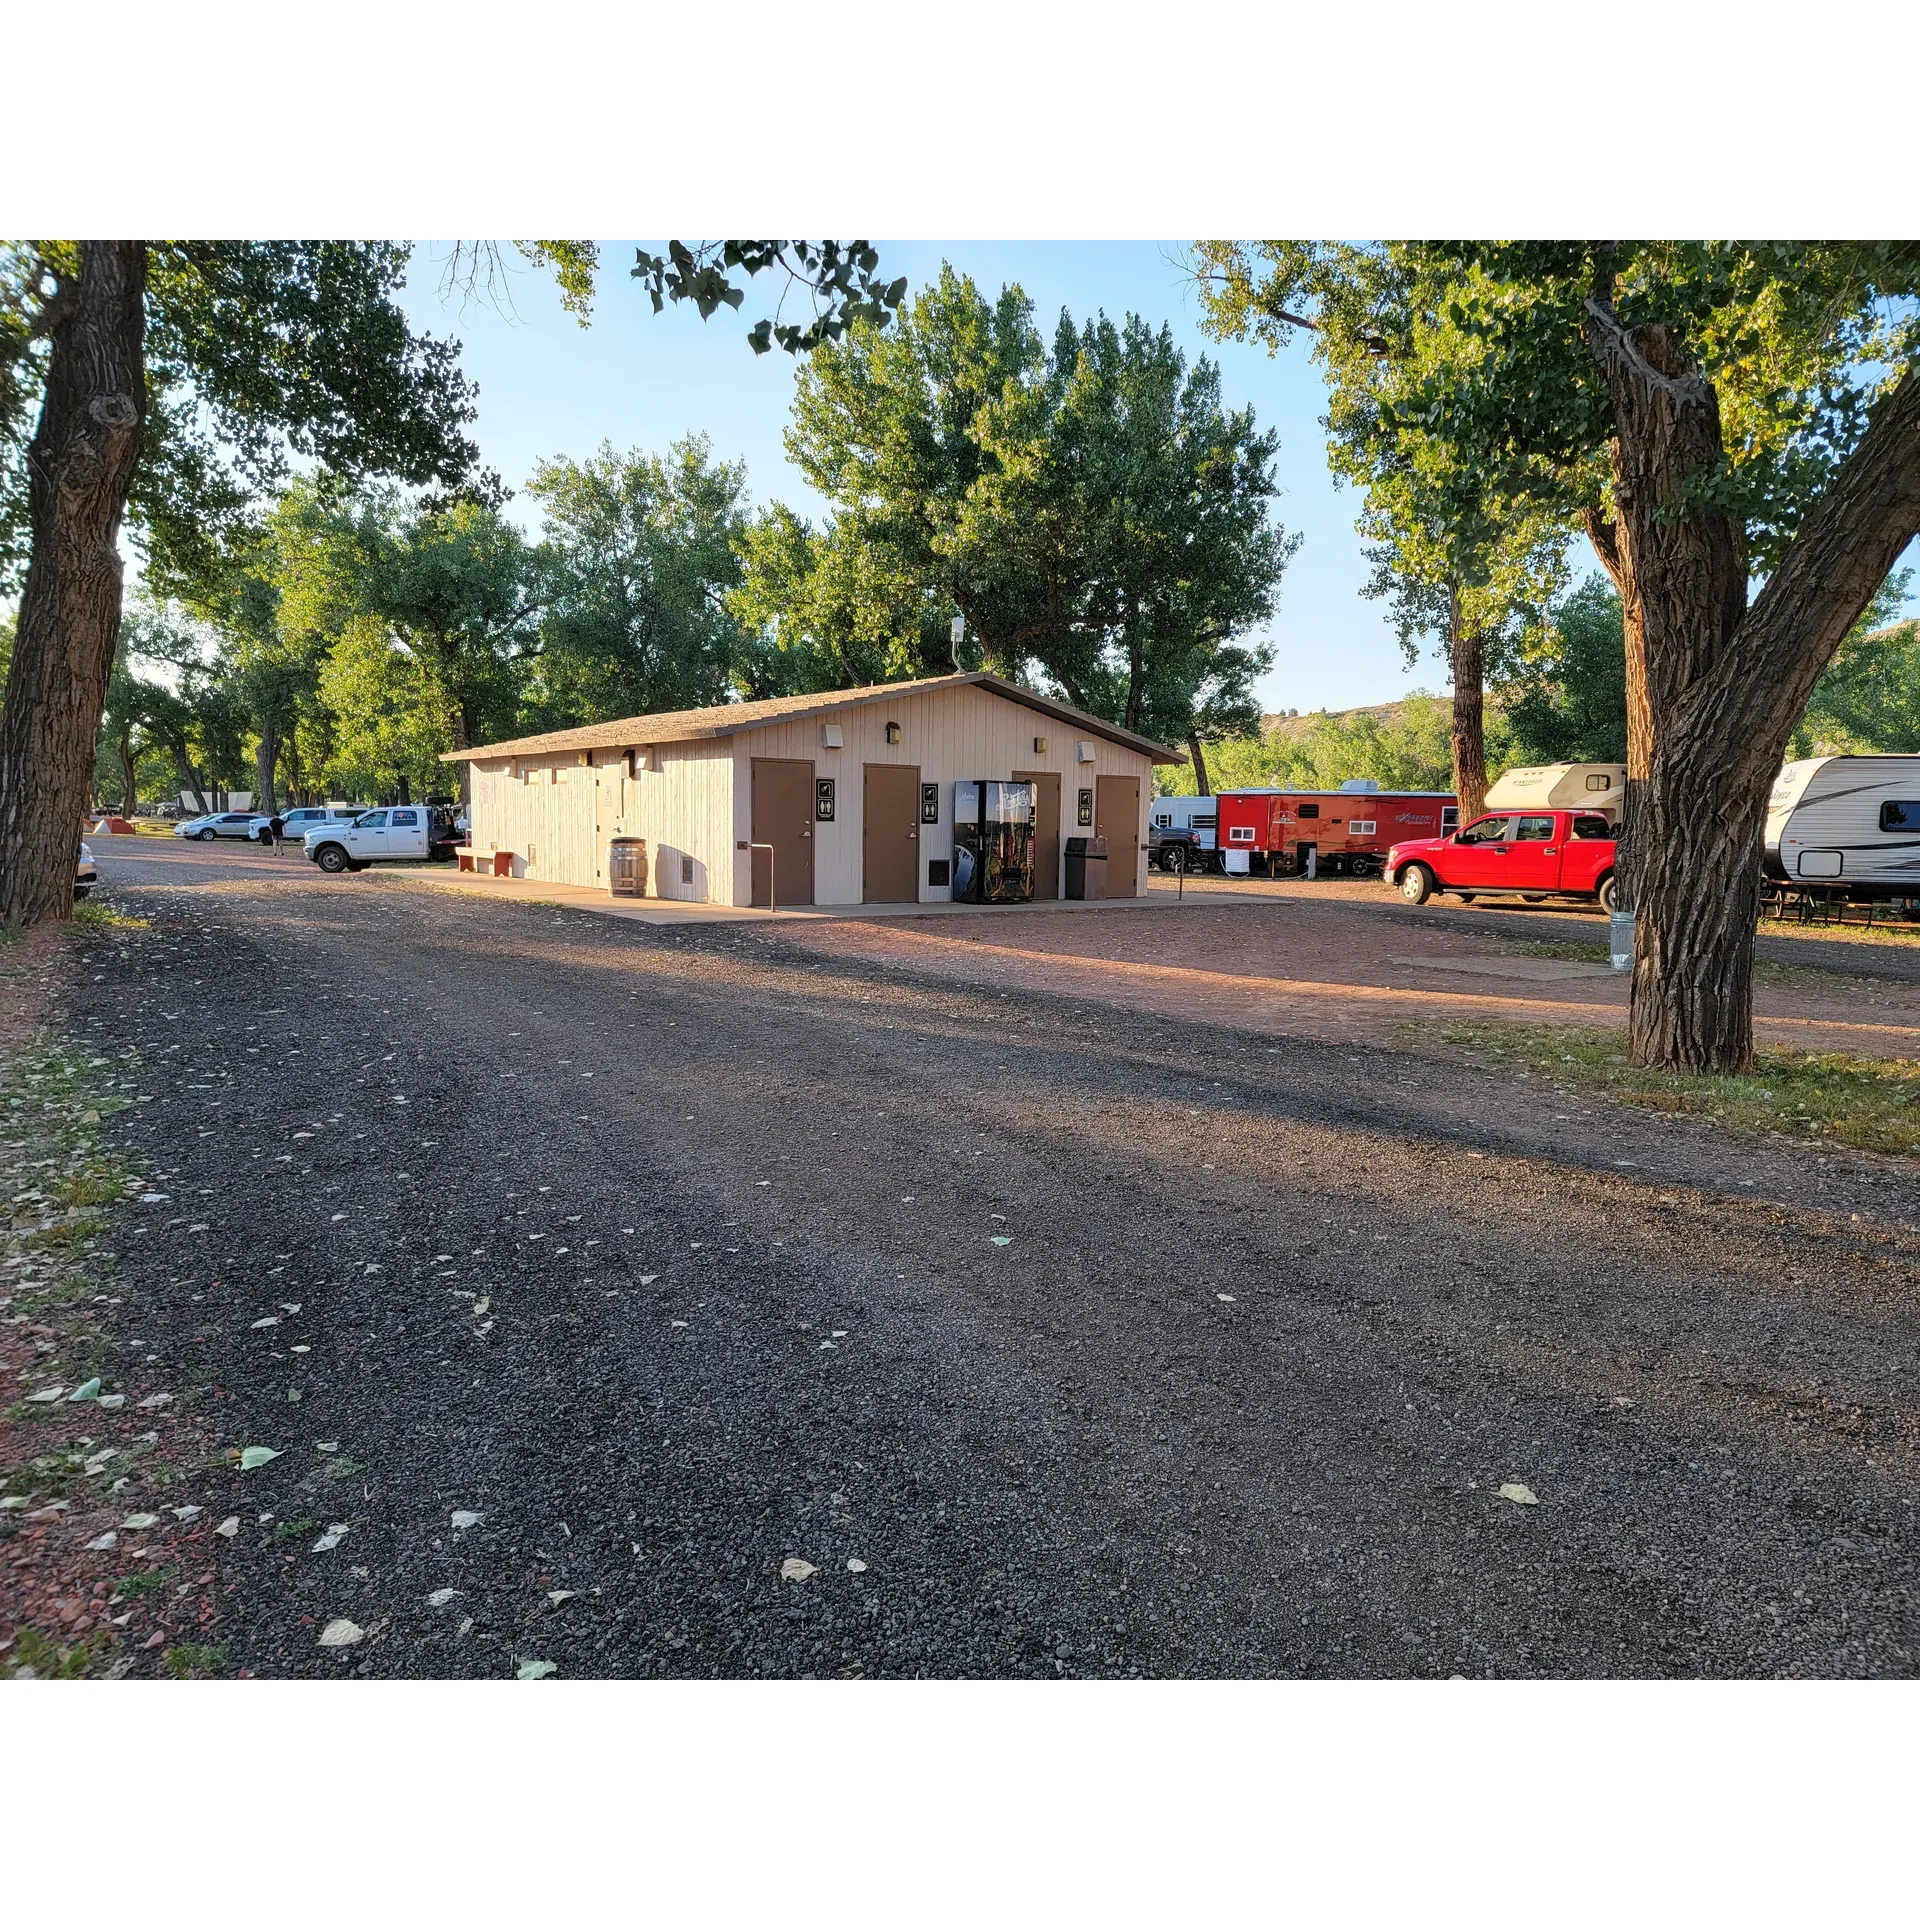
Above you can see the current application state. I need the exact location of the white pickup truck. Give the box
[303,805,446,873]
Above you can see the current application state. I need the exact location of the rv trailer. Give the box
[1216,783,1457,877]
[1765,756,1920,901]
[1482,763,1628,820]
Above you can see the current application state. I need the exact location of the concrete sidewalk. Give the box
[382,861,1237,926]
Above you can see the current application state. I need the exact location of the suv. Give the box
[1385,809,1619,911]
[252,805,360,843]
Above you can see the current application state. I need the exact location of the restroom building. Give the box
[446,672,1180,907]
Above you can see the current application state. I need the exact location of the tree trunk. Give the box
[1188,732,1212,797]
[0,244,147,925]
[1584,304,1920,1072]
[395,772,412,804]
[1123,599,1145,734]
[1446,584,1488,821]
[254,722,280,816]
[118,725,138,817]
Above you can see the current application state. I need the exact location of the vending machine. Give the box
[951,780,1037,903]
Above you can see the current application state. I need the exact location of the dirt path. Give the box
[53,840,1920,1677]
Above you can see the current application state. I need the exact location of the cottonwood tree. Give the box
[0,241,482,923]
[1195,241,1920,1074]
[525,437,750,724]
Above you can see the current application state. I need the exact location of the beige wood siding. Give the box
[469,741,737,900]
[469,682,1156,906]
[727,681,1154,904]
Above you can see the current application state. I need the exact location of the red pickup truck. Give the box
[1384,808,1619,911]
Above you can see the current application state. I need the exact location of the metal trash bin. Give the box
[608,835,648,898]
[1065,834,1108,901]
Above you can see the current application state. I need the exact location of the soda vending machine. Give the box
[951,780,1037,903]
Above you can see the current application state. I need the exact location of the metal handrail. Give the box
[750,841,776,912]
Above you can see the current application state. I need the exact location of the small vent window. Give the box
[1349,820,1377,836]
[1585,773,1613,791]
[1228,826,1256,844]
[1297,803,1320,820]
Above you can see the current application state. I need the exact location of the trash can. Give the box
[1065,834,1108,901]
[608,835,648,898]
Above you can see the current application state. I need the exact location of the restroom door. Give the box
[749,758,816,908]
[862,762,921,902]
[1095,774,1141,899]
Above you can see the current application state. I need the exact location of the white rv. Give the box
[1148,794,1220,854]
[1765,756,1920,898]
[1482,762,1628,819]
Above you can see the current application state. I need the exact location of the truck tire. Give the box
[315,843,349,874]
[1399,862,1435,905]
[1162,846,1187,875]
[1597,873,1618,914]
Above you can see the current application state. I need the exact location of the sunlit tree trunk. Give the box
[1445,583,1488,821]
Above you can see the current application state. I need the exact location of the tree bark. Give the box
[1446,583,1488,821]
[0,244,147,924]
[254,723,280,816]
[1188,732,1212,797]
[1584,302,1920,1072]
[117,725,138,817]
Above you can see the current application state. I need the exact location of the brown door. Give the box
[750,758,815,908]
[863,763,921,903]
[1016,770,1061,900]
[1096,774,1141,899]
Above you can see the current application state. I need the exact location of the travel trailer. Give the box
[1482,763,1627,820]
[1147,793,1220,861]
[1215,783,1457,878]
[1765,756,1920,899]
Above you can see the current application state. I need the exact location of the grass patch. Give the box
[1428,1022,1920,1157]
[163,1641,228,1678]
[71,901,151,932]
[273,1517,316,1541]
[9,1626,108,1679]
[116,1561,179,1598]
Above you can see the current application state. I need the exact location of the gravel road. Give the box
[66,842,1920,1677]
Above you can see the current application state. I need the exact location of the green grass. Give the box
[71,901,151,932]
[273,1517,316,1541]
[8,1626,108,1679]
[1427,1022,1920,1158]
[116,1562,179,1598]
[163,1641,228,1678]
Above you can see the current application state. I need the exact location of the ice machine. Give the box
[951,780,1037,904]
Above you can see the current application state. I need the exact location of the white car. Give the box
[76,840,97,899]
[174,811,261,842]
[250,805,361,842]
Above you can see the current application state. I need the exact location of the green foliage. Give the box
[631,241,908,356]
[1503,577,1629,764]
[766,266,1290,745]
[523,437,751,725]
[1792,573,1920,755]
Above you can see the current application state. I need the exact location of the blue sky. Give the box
[396,241,1437,716]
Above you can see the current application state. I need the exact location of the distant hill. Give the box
[1260,697,1429,743]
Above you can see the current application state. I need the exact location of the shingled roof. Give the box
[442,671,1184,765]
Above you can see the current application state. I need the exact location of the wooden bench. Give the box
[457,847,514,876]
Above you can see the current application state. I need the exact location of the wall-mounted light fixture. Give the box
[1033,735,1048,754]
[885,721,902,745]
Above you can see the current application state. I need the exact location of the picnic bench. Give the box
[457,846,514,876]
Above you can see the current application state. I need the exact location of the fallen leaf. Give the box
[98,1394,125,1410]
[0,1496,28,1510]
[311,1523,350,1554]
[25,1387,64,1404]
[251,1317,281,1330]
[990,1236,1012,1247]
[214,1515,241,1538]
[68,1377,102,1402]
[318,1618,365,1647]
[85,1532,117,1550]
[450,1509,484,1530]
[1497,1482,1539,1506]
[238,1445,281,1471]
[846,1559,868,1575]
[138,1393,173,1409]
[426,1588,458,1608]
[1216,1293,1236,1303]
[548,1590,579,1607]
[780,1557,817,1582]
[121,1512,158,1530]
[517,1659,557,1680]
[171,1505,202,1521]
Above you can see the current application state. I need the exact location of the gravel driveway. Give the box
[64,841,1920,1677]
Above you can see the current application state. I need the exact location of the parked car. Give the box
[174,811,261,842]
[76,840,97,899]
[250,805,360,842]
[1384,809,1619,911]
[303,804,444,873]
[1148,823,1211,874]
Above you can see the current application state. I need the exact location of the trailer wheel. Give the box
[1399,862,1435,905]
[1597,873,1618,914]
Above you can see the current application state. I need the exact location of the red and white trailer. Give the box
[1216,785,1457,878]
